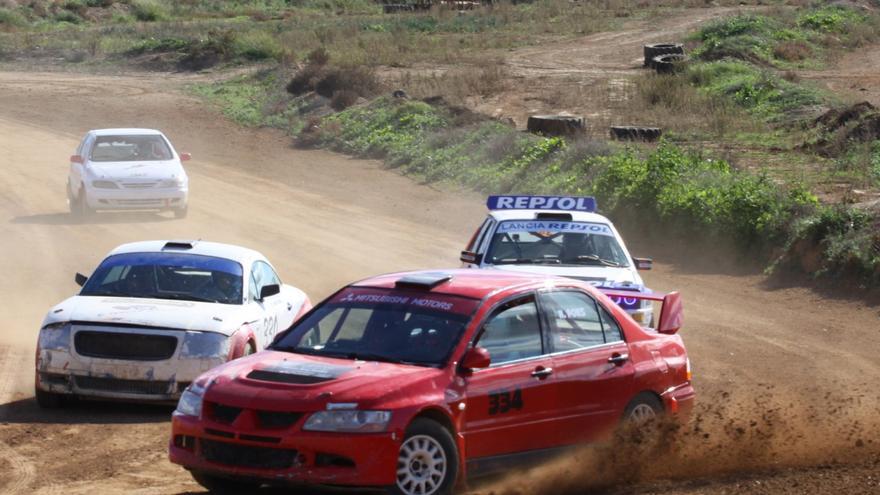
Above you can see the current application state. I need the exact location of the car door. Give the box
[248,260,290,348]
[538,289,635,443]
[461,293,561,461]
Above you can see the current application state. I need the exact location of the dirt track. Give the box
[0,38,879,495]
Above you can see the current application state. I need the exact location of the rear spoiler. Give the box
[599,289,683,335]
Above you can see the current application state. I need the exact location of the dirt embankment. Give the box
[0,66,877,495]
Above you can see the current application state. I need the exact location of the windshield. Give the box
[90,135,173,162]
[273,288,480,366]
[80,252,243,304]
[485,220,630,267]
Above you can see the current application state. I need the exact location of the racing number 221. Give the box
[488,388,523,415]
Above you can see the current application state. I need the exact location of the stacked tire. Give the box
[526,115,586,137]
[652,53,689,74]
[643,43,684,67]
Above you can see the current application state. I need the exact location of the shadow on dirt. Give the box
[0,396,171,425]
[175,485,383,495]
[10,211,176,225]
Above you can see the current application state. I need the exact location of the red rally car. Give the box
[169,269,694,494]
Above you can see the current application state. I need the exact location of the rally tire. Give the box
[389,418,459,495]
[652,53,689,74]
[643,43,684,67]
[35,388,65,409]
[70,186,93,220]
[623,392,664,425]
[173,205,189,219]
[190,471,261,494]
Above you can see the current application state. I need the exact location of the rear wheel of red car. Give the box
[623,393,663,424]
[190,471,260,494]
[390,418,458,495]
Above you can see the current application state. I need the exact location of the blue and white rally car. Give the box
[460,195,655,326]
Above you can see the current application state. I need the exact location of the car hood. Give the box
[486,264,642,288]
[200,351,448,411]
[42,295,244,335]
[87,160,183,181]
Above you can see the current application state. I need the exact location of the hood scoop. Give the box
[247,361,353,385]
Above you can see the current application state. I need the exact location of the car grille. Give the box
[209,403,243,424]
[121,182,158,189]
[74,376,172,395]
[256,411,303,429]
[74,331,177,361]
[200,439,297,470]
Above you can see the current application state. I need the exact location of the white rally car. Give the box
[460,195,655,325]
[35,240,311,407]
[67,128,190,219]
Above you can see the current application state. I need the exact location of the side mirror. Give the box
[259,284,280,301]
[634,257,653,270]
[460,251,482,265]
[460,346,491,370]
[657,291,683,334]
[179,152,192,162]
[75,273,88,287]
[70,155,84,164]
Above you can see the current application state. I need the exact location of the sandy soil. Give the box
[0,59,878,495]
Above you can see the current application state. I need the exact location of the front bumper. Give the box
[169,413,400,487]
[84,185,187,211]
[36,349,225,402]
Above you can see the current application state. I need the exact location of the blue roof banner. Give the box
[487,195,597,212]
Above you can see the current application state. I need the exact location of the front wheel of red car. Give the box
[389,418,459,495]
[190,471,261,494]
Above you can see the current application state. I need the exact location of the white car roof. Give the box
[90,128,165,136]
[489,209,614,224]
[106,240,264,265]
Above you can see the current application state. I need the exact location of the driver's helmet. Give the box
[212,271,238,296]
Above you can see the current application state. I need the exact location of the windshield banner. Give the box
[487,195,597,212]
[331,288,478,316]
[497,220,613,237]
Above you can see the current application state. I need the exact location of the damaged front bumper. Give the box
[36,323,228,402]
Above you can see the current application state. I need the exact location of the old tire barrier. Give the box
[643,43,684,67]
[609,126,662,142]
[526,115,586,136]
[652,53,689,74]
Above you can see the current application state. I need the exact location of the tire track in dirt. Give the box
[0,346,36,495]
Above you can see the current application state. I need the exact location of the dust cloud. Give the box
[476,387,880,494]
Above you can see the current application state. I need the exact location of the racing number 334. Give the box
[488,388,523,415]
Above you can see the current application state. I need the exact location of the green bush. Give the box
[131,0,169,22]
[233,31,284,61]
[0,8,28,28]
[797,6,864,33]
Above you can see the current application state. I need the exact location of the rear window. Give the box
[273,288,480,366]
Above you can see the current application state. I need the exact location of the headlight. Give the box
[39,322,72,351]
[180,331,230,359]
[303,410,392,433]
[91,180,118,189]
[175,383,205,417]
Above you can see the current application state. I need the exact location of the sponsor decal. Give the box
[332,289,477,315]
[487,195,597,212]
[497,220,613,237]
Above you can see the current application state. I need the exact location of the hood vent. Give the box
[247,369,334,384]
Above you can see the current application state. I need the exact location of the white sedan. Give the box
[35,240,312,407]
[67,128,190,218]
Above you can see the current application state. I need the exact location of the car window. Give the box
[89,134,172,162]
[476,296,543,365]
[258,261,281,286]
[540,291,605,352]
[277,288,479,366]
[599,305,624,343]
[485,220,629,267]
[80,252,243,305]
